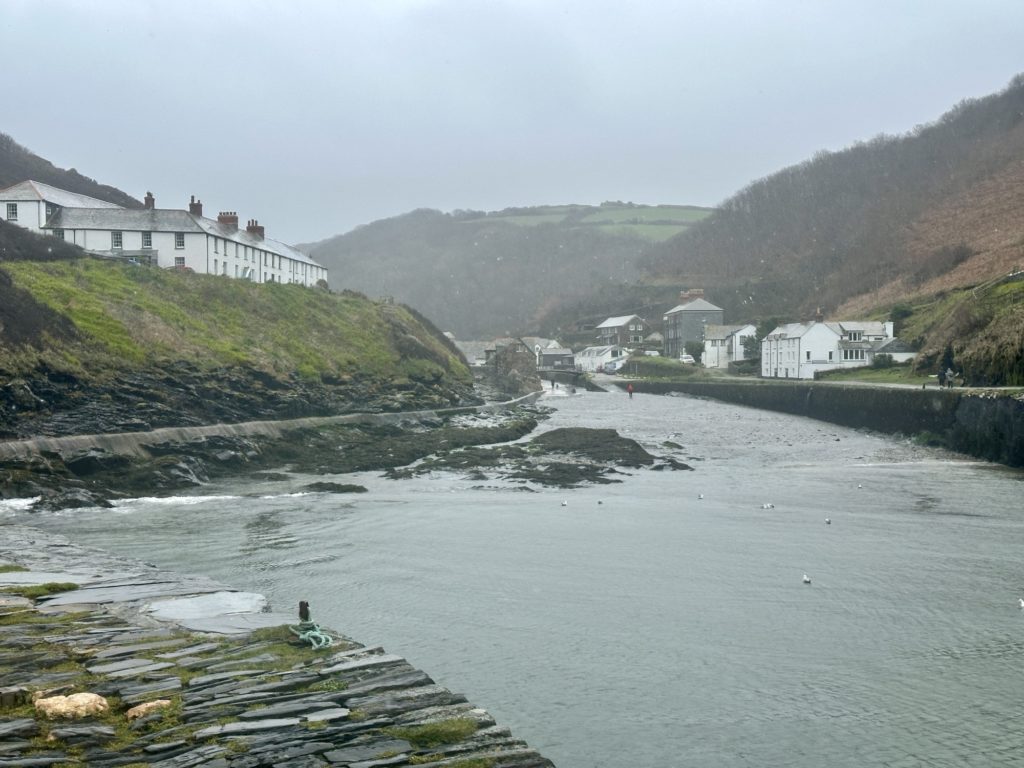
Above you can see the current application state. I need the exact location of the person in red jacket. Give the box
[627,383,634,399]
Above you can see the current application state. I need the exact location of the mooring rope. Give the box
[288,600,333,649]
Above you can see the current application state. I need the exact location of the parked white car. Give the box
[679,354,696,364]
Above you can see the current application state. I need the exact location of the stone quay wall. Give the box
[629,379,1024,467]
[0,393,542,462]
[0,523,556,767]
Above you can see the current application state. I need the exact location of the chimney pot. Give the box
[217,211,239,230]
[246,218,265,240]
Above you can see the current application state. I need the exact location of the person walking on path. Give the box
[627,383,634,399]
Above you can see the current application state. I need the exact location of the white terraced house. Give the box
[0,180,327,286]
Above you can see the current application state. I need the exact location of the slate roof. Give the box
[47,208,203,232]
[874,337,915,353]
[766,322,835,340]
[597,315,641,328]
[578,345,621,357]
[703,324,753,341]
[663,297,723,315]
[830,321,888,337]
[0,180,122,209]
[44,208,321,267]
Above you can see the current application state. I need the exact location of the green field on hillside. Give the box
[461,203,712,241]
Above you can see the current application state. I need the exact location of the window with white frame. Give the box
[5,203,17,221]
[111,231,123,249]
[175,233,185,249]
[54,229,64,240]
[142,232,152,248]
[174,256,185,267]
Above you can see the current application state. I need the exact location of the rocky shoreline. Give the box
[1,394,692,511]
[0,523,556,767]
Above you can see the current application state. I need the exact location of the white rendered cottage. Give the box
[761,320,913,379]
[0,180,326,286]
[702,323,757,369]
[576,345,625,373]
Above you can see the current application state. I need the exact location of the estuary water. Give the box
[8,389,1024,767]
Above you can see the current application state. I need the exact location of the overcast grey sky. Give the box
[3,0,1023,244]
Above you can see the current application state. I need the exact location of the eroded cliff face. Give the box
[0,361,479,440]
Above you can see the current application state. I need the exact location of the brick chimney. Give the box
[188,195,203,217]
[144,191,155,209]
[246,219,265,240]
[217,211,239,230]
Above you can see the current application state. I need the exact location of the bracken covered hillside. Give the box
[636,74,1024,384]
[0,222,474,438]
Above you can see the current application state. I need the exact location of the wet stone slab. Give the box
[0,523,556,768]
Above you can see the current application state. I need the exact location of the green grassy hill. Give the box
[0,222,473,437]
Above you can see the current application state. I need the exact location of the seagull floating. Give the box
[1018,598,1024,609]
[825,517,831,525]
[698,494,704,500]
[761,503,775,509]
[561,501,567,507]
[803,574,812,584]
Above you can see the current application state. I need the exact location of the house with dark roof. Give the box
[662,289,724,358]
[596,315,648,347]
[0,180,326,286]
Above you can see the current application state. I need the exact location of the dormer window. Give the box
[848,331,862,341]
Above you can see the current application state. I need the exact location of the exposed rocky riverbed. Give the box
[1,396,690,512]
[0,524,556,767]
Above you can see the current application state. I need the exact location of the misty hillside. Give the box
[640,75,1024,322]
[303,204,711,338]
[0,132,141,208]
[533,75,1024,384]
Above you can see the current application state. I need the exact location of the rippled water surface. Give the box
[12,390,1024,767]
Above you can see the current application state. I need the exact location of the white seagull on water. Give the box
[803,574,812,584]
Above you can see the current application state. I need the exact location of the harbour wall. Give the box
[0,392,541,462]
[629,379,1024,467]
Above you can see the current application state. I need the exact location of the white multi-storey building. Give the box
[0,180,326,287]
[761,320,914,379]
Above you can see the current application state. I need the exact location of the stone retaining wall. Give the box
[629,379,1024,467]
[0,394,541,462]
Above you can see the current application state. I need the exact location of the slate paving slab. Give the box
[0,523,556,768]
